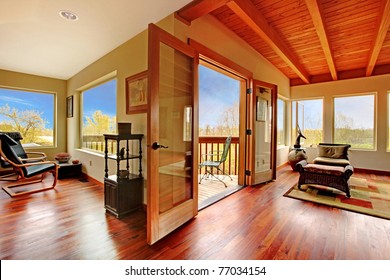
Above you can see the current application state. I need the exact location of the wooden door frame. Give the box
[147,23,199,245]
[189,39,253,186]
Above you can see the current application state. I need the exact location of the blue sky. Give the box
[82,79,117,123]
[0,79,116,130]
[199,65,240,128]
[0,88,54,129]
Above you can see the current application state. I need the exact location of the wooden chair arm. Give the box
[21,152,47,162]
[25,151,47,157]
[12,160,59,168]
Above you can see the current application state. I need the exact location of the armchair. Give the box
[0,133,59,197]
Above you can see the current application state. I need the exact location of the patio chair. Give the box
[0,132,47,181]
[199,136,233,187]
[0,133,59,197]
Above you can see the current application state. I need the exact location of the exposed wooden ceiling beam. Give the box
[175,0,231,25]
[366,0,390,76]
[305,0,337,81]
[227,0,310,83]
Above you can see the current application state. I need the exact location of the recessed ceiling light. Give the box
[59,10,79,21]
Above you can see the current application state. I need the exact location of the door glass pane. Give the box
[158,42,193,213]
[255,87,272,173]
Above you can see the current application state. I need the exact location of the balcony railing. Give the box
[83,135,239,175]
[82,135,114,153]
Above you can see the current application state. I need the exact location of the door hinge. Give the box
[245,170,251,176]
[246,129,252,135]
[246,88,252,94]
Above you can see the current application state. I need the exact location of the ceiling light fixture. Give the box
[59,10,79,21]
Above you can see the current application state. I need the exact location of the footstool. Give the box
[296,160,354,198]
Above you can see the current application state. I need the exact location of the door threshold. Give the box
[198,184,245,210]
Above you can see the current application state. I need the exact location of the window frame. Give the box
[332,92,377,151]
[277,97,287,146]
[0,86,57,148]
[291,97,324,147]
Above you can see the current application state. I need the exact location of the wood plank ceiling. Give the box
[176,0,390,85]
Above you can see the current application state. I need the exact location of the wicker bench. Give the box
[296,160,354,198]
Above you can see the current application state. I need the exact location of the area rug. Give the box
[284,177,390,220]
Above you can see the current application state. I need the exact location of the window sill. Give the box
[76,148,104,158]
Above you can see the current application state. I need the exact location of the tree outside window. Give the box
[0,88,55,147]
[81,79,117,152]
[334,94,375,149]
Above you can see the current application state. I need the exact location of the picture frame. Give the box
[256,96,267,122]
[126,71,148,114]
[66,95,73,118]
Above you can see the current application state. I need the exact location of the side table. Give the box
[58,163,82,179]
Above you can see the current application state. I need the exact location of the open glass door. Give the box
[250,80,277,185]
[147,24,198,245]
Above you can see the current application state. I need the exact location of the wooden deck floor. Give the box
[1,165,390,260]
[198,174,240,209]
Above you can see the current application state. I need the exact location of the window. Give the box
[81,79,117,152]
[334,94,375,149]
[0,87,55,147]
[277,98,286,146]
[292,99,323,147]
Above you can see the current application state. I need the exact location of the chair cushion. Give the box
[318,145,349,159]
[303,163,345,176]
[313,156,350,167]
[25,163,56,178]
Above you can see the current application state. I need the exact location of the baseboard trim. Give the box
[353,168,390,176]
[277,162,290,170]
[82,173,103,187]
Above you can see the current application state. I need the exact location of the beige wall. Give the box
[291,74,390,171]
[66,21,159,183]
[0,69,67,160]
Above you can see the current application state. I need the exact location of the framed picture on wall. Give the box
[126,70,148,114]
[256,96,267,122]
[66,95,73,118]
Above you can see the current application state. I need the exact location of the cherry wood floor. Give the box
[1,165,390,260]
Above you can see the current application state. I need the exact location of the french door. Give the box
[249,80,277,185]
[147,24,199,245]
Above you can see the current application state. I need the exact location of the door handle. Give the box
[152,142,169,150]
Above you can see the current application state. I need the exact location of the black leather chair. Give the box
[0,132,46,181]
[0,133,58,197]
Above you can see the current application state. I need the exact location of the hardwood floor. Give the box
[1,165,390,260]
